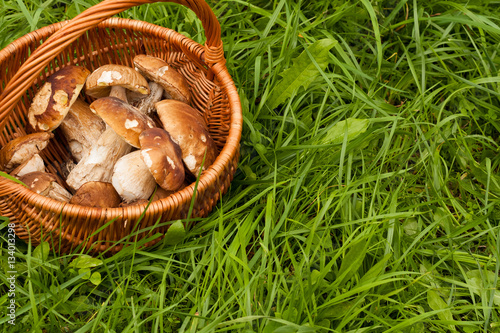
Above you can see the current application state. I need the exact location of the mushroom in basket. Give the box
[85,64,149,102]
[65,97,155,191]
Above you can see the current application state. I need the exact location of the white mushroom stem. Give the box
[109,86,128,103]
[59,99,106,162]
[10,154,45,178]
[66,127,132,191]
[112,150,156,203]
[49,183,73,202]
[137,82,163,115]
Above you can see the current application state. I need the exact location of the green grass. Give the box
[2,0,500,332]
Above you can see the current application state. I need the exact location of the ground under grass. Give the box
[1,0,500,332]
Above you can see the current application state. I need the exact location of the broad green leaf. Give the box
[434,207,452,234]
[282,307,298,321]
[90,272,102,286]
[268,38,337,109]
[78,267,91,280]
[310,269,322,286]
[337,239,368,286]
[466,270,500,306]
[32,242,50,262]
[427,290,455,331]
[403,218,418,236]
[316,320,331,331]
[163,220,186,245]
[320,300,357,320]
[272,327,297,333]
[468,160,500,196]
[322,119,369,145]
[420,262,442,290]
[273,325,315,333]
[359,254,391,285]
[463,327,481,333]
[69,255,103,269]
[262,320,282,333]
[56,295,96,314]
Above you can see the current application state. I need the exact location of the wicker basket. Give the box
[0,0,242,254]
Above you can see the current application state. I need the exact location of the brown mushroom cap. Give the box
[70,181,121,208]
[139,128,185,191]
[19,171,72,202]
[155,99,207,130]
[0,132,53,172]
[133,55,191,104]
[155,100,217,175]
[28,65,90,132]
[19,171,56,195]
[85,64,149,99]
[90,97,156,148]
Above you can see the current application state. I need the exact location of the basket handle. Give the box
[0,0,224,128]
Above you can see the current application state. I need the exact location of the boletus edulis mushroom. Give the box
[28,65,90,132]
[0,132,53,172]
[10,154,45,178]
[85,64,150,102]
[19,171,72,202]
[59,99,106,162]
[70,181,122,208]
[155,100,217,175]
[112,150,156,203]
[133,54,191,104]
[139,128,185,191]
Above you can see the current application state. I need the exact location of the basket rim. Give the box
[0,17,242,221]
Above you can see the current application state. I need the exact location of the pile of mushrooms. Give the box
[0,55,217,208]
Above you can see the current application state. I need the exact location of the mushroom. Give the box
[0,132,53,172]
[65,126,132,191]
[155,100,217,175]
[112,150,156,203]
[66,96,156,191]
[85,64,149,102]
[59,99,106,162]
[90,97,156,148]
[10,154,45,178]
[28,65,90,132]
[70,181,122,208]
[139,128,185,191]
[19,171,72,202]
[158,99,208,130]
[133,54,191,104]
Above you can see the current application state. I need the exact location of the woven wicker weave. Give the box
[0,0,242,254]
